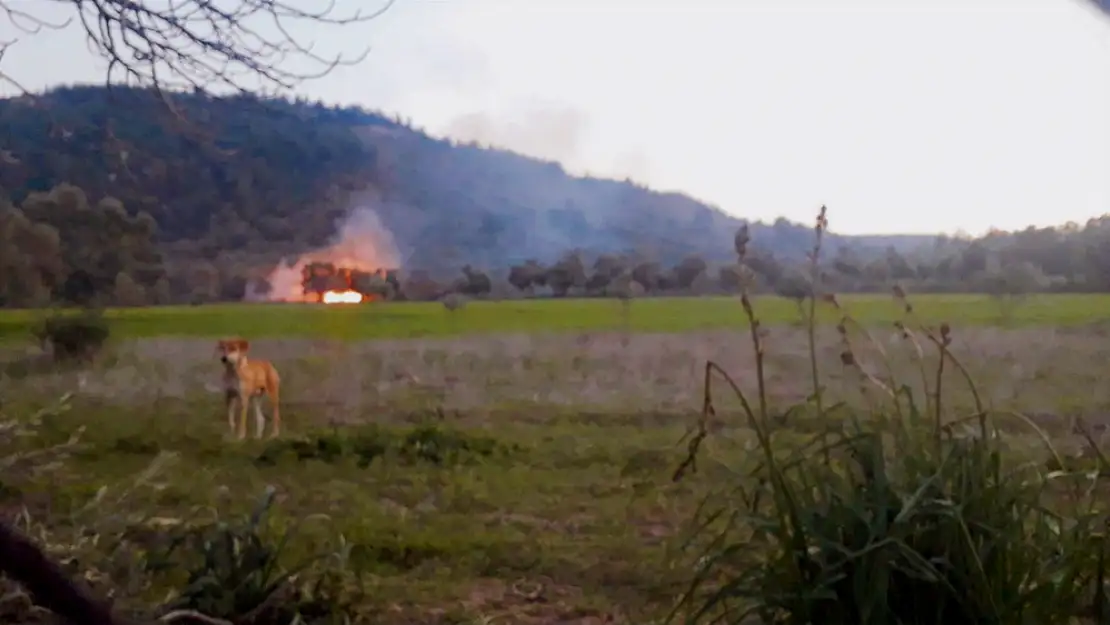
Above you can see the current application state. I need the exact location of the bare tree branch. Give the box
[0,519,120,625]
[0,36,32,95]
[0,0,393,171]
[1,0,392,97]
[0,2,71,95]
[1,1,70,36]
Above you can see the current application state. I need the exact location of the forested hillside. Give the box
[0,86,842,268]
[1,85,1109,307]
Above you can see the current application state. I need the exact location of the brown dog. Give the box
[216,338,281,439]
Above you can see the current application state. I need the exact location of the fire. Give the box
[247,208,402,304]
[321,290,364,304]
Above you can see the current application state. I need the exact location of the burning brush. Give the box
[301,262,398,304]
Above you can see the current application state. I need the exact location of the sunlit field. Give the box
[1,293,1108,342]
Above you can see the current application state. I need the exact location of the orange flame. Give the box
[321,290,364,304]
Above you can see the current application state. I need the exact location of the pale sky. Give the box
[2,0,1109,235]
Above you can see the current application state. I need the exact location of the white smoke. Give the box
[248,207,401,302]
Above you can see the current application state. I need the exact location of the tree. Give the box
[508,264,533,294]
[689,270,716,295]
[546,252,587,297]
[0,204,63,307]
[885,246,917,281]
[981,260,1048,322]
[186,261,220,303]
[459,265,492,298]
[0,1,394,98]
[744,251,784,287]
[631,261,661,293]
[508,260,547,296]
[832,246,862,278]
[774,271,811,321]
[351,272,393,300]
[0,184,164,306]
[672,255,709,291]
[586,254,626,294]
[112,272,145,306]
[400,271,442,302]
[717,264,749,293]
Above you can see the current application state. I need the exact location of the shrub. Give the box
[398,424,508,465]
[142,488,364,625]
[255,425,514,468]
[441,292,467,313]
[255,427,390,467]
[31,310,110,362]
[672,207,1109,625]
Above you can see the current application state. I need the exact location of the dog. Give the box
[215,338,281,439]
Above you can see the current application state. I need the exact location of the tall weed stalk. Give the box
[672,206,1108,625]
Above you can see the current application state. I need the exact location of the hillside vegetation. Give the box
[2,86,1110,307]
[0,86,834,267]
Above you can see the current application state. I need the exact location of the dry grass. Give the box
[5,326,1108,426]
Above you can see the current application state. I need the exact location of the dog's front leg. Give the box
[237,389,250,440]
[225,390,238,435]
[252,396,266,439]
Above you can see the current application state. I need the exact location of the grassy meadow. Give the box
[4,292,1110,624]
[1,293,1109,341]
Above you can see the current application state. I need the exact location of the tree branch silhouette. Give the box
[0,0,393,97]
[0,519,120,625]
[0,0,394,178]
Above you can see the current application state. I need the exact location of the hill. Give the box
[0,87,918,269]
[2,85,1108,307]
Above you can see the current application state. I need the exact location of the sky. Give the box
[1,0,1109,236]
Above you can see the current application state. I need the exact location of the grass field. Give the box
[4,293,1110,624]
[2,293,1110,341]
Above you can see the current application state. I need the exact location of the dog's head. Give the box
[216,338,249,365]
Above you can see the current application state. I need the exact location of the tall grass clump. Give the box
[672,207,1109,625]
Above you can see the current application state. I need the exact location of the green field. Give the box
[6,293,1110,624]
[2,294,1108,341]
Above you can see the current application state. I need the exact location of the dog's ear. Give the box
[237,339,251,351]
[215,339,227,352]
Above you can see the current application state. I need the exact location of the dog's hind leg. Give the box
[267,386,281,438]
[252,395,266,439]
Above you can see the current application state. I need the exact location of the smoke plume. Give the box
[442,100,590,166]
[249,207,401,302]
[440,99,653,183]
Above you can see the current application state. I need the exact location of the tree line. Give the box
[4,181,1110,308]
